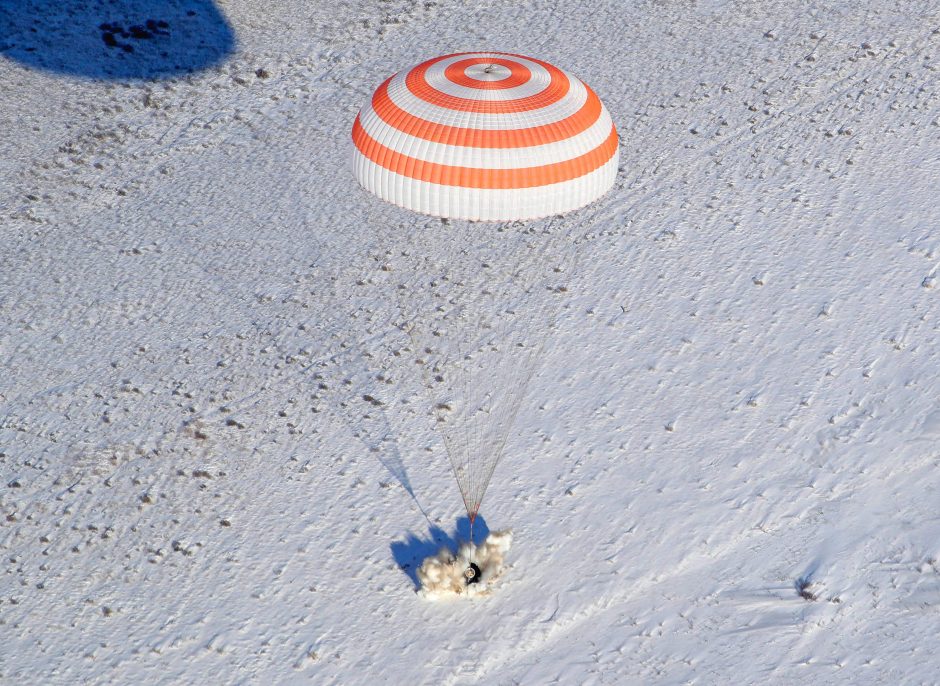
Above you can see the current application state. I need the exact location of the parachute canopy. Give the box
[352,52,619,221]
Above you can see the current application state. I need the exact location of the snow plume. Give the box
[417,530,513,599]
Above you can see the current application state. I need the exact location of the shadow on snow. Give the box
[0,0,235,79]
[390,515,491,590]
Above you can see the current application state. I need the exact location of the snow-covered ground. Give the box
[2,0,939,683]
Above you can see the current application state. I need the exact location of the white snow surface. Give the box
[2,0,940,683]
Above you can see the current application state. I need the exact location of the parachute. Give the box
[352,52,619,222]
[350,52,619,591]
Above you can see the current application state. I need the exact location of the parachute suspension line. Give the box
[474,336,547,515]
[397,211,607,543]
[492,216,594,482]
[454,332,475,521]
[439,396,474,518]
[402,320,467,518]
[462,222,563,513]
[466,328,480,523]
[458,334,475,521]
[447,221,562,528]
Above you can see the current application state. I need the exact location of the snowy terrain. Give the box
[2,0,939,683]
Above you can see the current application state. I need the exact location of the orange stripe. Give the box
[369,77,605,149]
[353,115,618,189]
[443,58,531,90]
[406,53,569,114]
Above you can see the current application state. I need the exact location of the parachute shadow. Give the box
[0,0,235,80]
[455,514,490,546]
[390,526,455,590]
[333,393,430,522]
[389,515,489,590]
[361,403,426,519]
[374,445,427,518]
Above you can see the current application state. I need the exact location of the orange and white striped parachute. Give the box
[352,52,619,221]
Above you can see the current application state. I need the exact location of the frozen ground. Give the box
[2,0,939,683]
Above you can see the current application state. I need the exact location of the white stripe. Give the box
[423,54,553,101]
[463,63,512,83]
[358,100,612,169]
[352,148,619,221]
[384,70,588,130]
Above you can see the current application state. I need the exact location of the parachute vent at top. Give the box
[351,52,619,221]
